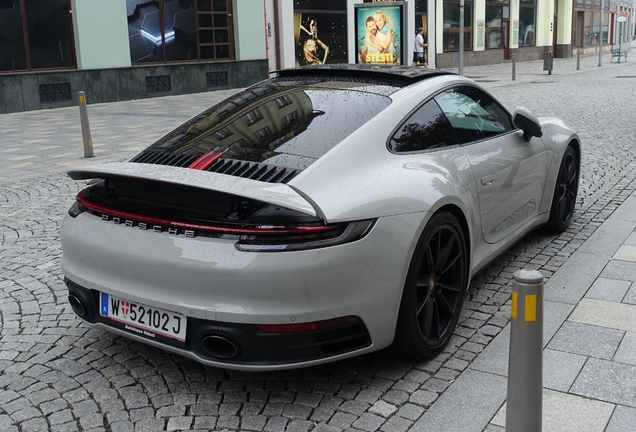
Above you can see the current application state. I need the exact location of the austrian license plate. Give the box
[99,292,186,346]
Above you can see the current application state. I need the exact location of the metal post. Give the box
[577,50,581,70]
[459,0,464,75]
[506,269,544,432]
[512,53,516,81]
[599,0,605,67]
[78,91,94,158]
[618,22,624,64]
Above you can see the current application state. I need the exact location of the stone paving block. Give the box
[134,418,165,432]
[411,369,507,432]
[622,282,636,305]
[585,277,632,302]
[339,400,369,416]
[601,260,636,282]
[241,414,267,430]
[613,245,636,262]
[282,403,312,420]
[20,417,49,432]
[491,389,614,432]
[570,298,636,333]
[264,415,288,432]
[395,403,424,421]
[329,411,357,429]
[166,416,193,431]
[352,412,385,432]
[547,321,623,359]
[380,415,412,432]
[369,400,397,418]
[571,358,636,407]
[286,419,313,432]
[605,405,636,432]
[543,348,587,392]
[614,331,636,366]
[193,416,217,430]
[78,412,104,429]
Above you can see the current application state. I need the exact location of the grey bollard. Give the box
[506,269,544,432]
[577,50,581,70]
[512,53,516,81]
[78,91,94,158]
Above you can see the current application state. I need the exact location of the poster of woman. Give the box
[293,13,348,66]
[355,3,404,65]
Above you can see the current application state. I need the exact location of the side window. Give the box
[434,86,513,144]
[389,100,458,153]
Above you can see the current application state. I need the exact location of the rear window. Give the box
[142,81,393,170]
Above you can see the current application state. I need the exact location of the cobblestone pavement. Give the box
[1,58,636,432]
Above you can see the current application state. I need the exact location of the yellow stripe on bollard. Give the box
[511,291,518,319]
[525,294,537,322]
[79,94,86,103]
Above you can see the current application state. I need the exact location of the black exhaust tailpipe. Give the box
[68,293,87,317]
[201,334,241,359]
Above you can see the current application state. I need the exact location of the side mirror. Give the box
[513,107,543,142]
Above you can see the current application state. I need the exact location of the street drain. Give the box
[615,76,636,78]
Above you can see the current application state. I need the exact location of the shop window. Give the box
[294,1,347,66]
[128,0,233,64]
[443,1,472,51]
[485,5,509,49]
[0,0,75,72]
[519,0,535,46]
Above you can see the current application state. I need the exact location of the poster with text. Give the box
[294,12,347,67]
[355,2,404,65]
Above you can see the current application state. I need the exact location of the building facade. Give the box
[2,0,634,113]
[0,0,269,113]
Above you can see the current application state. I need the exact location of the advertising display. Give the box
[294,12,348,66]
[354,2,405,65]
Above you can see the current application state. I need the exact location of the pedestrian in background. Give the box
[412,27,428,67]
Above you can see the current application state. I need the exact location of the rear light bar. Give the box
[71,187,376,252]
[74,188,334,235]
[256,316,361,333]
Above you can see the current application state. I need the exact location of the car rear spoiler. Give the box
[67,162,319,218]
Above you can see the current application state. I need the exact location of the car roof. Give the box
[274,64,456,86]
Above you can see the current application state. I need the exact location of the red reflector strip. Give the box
[76,189,333,235]
[256,316,360,333]
[188,151,223,170]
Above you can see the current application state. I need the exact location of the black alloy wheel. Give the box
[547,145,578,232]
[395,212,468,359]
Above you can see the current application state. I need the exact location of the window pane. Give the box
[201,45,214,59]
[443,3,472,51]
[213,13,228,27]
[215,44,229,58]
[197,0,211,12]
[199,14,212,27]
[389,101,458,153]
[212,0,227,12]
[128,0,163,63]
[485,6,503,49]
[519,7,535,46]
[0,0,27,71]
[165,0,197,61]
[24,0,74,69]
[200,30,213,43]
[215,30,228,43]
[434,86,512,144]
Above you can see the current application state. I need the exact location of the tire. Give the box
[394,212,468,359]
[547,145,578,232]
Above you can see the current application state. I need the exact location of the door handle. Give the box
[481,174,497,186]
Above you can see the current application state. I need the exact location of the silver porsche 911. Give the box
[61,64,580,371]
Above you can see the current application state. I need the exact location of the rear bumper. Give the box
[60,210,427,369]
[67,279,372,368]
